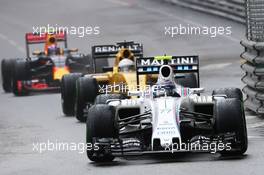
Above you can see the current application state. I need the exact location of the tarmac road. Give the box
[0,0,264,174]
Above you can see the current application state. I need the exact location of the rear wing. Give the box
[91,41,143,73]
[25,31,67,57]
[136,55,200,86]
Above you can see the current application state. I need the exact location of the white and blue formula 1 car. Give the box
[86,55,247,162]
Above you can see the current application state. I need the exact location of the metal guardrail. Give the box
[162,0,245,23]
[241,39,264,114]
[241,0,264,115]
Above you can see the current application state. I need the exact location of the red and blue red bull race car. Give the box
[1,31,91,96]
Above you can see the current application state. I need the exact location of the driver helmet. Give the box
[47,44,60,55]
[118,58,135,72]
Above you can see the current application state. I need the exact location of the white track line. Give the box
[105,0,130,6]
[0,33,25,53]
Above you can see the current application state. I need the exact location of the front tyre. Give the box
[86,104,117,162]
[1,59,16,92]
[12,60,30,96]
[214,98,247,156]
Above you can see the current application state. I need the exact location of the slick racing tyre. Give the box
[214,98,248,156]
[12,60,30,96]
[176,73,198,88]
[1,58,16,92]
[75,77,98,122]
[61,73,82,116]
[86,104,117,162]
[95,94,127,104]
[212,88,243,102]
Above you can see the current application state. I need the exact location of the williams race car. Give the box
[85,56,247,162]
[1,31,90,96]
[61,41,148,122]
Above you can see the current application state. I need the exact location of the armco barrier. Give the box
[241,0,264,115]
[241,40,264,114]
[162,0,245,23]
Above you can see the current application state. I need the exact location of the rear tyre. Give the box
[12,60,30,96]
[61,73,82,116]
[1,59,16,92]
[212,88,243,101]
[86,104,117,162]
[214,98,247,156]
[75,77,98,122]
[176,73,198,88]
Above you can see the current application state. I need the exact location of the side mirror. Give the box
[32,50,42,55]
[128,91,143,97]
[107,99,121,106]
[190,88,205,94]
[69,48,78,52]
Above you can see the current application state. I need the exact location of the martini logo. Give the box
[140,57,195,66]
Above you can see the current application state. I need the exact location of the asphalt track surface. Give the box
[0,0,264,175]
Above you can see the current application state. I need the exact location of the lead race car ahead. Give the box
[61,41,146,121]
[1,31,91,96]
[86,55,247,162]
